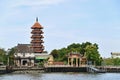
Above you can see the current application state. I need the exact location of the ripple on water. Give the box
[0,73,120,80]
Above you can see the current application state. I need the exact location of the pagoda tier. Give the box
[31,30,43,34]
[31,46,44,48]
[31,18,44,53]
[31,40,44,43]
[31,35,44,38]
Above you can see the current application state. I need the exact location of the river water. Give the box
[0,73,120,80]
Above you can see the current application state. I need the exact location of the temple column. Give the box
[21,59,23,66]
[71,58,73,67]
[17,60,19,66]
[16,60,18,66]
[69,58,71,66]
[68,57,69,65]
[79,58,81,67]
[27,59,29,66]
[31,59,34,66]
[78,58,80,67]
[76,58,78,67]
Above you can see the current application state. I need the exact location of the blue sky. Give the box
[0,0,120,57]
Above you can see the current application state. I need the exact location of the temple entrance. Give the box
[68,52,81,67]
[22,60,27,66]
[67,52,87,67]
[73,58,76,66]
[68,52,87,67]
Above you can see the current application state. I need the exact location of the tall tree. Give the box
[8,47,16,65]
[0,48,7,64]
[50,49,59,61]
[50,42,102,66]
[85,44,102,65]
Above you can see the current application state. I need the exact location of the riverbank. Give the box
[2,66,120,74]
[12,70,44,74]
[97,66,120,73]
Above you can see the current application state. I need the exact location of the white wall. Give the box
[14,53,35,58]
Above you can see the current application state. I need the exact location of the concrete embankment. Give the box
[12,67,87,73]
[96,66,120,73]
[0,67,12,74]
[0,67,45,74]
[12,70,44,74]
[11,66,104,73]
[2,66,120,74]
[0,70,7,74]
[45,67,87,72]
[12,67,44,74]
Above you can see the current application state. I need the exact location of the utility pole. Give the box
[7,49,10,66]
[8,57,9,66]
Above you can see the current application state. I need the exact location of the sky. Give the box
[0,0,120,58]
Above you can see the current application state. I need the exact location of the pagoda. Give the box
[31,18,44,53]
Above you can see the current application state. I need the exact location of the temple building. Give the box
[14,18,52,67]
[68,52,87,67]
[31,18,44,53]
[14,44,34,66]
[111,52,120,58]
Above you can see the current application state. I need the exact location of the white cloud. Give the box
[10,0,66,8]
[0,0,67,24]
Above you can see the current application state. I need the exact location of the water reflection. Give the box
[0,73,120,80]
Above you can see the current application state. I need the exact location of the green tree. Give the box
[85,44,102,65]
[103,58,114,65]
[50,42,102,66]
[0,48,7,65]
[113,58,120,66]
[8,47,16,65]
[50,49,59,61]
[58,48,68,62]
[103,58,120,66]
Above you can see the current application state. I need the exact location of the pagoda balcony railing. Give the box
[31,42,43,44]
[33,48,44,51]
[32,34,43,36]
[34,50,43,53]
[31,35,44,38]
[30,45,44,48]
[31,39,43,41]
[33,28,41,30]
[31,44,44,46]
[31,38,43,40]
[31,29,41,31]
[32,39,43,40]
[32,29,41,31]
[31,31,43,34]
[31,40,44,43]
[31,27,43,29]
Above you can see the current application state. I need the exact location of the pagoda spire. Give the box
[36,17,38,22]
[31,17,43,29]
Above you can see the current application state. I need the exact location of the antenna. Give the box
[36,17,38,22]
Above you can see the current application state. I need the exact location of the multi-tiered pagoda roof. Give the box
[30,18,44,53]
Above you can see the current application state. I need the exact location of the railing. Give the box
[0,66,6,70]
[97,66,120,68]
[87,65,106,73]
[44,64,87,68]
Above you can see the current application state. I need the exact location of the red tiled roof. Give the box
[31,22,43,29]
[16,44,33,53]
[53,62,64,65]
